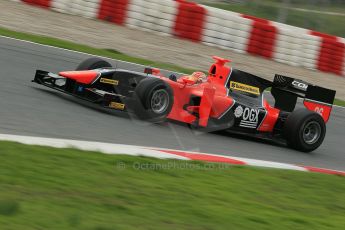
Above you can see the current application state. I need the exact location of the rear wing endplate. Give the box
[271,74,336,122]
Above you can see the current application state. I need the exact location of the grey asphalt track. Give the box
[0,36,344,171]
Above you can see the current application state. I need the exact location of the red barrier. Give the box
[242,14,269,24]
[98,0,130,25]
[310,31,345,76]
[242,15,277,59]
[173,0,207,42]
[22,0,51,8]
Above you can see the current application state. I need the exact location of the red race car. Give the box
[33,56,336,152]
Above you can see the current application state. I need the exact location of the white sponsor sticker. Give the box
[234,106,244,118]
[292,80,308,91]
[235,106,260,129]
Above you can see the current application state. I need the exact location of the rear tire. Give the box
[284,109,326,152]
[76,58,112,70]
[133,78,173,123]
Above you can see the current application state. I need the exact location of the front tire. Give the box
[133,78,173,123]
[284,109,326,152]
[76,57,112,70]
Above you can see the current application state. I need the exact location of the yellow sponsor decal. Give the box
[109,102,125,110]
[100,78,119,85]
[229,81,260,95]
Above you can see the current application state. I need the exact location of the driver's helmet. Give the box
[187,71,207,83]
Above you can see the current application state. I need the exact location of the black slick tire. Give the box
[284,109,326,152]
[133,77,173,123]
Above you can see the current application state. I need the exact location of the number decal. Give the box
[315,107,324,116]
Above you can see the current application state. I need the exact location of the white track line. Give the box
[1,35,344,108]
[0,133,188,160]
[0,35,185,75]
[1,133,344,176]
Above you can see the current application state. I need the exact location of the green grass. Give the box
[0,141,344,229]
[1,26,345,107]
[0,200,20,216]
[204,1,345,37]
[334,98,345,107]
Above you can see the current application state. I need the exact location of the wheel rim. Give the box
[302,121,321,145]
[150,89,169,114]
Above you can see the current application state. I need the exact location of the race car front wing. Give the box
[32,70,130,111]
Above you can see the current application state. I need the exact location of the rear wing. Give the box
[271,74,336,122]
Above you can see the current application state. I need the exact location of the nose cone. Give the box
[59,70,99,84]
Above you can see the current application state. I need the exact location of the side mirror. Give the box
[169,74,177,82]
